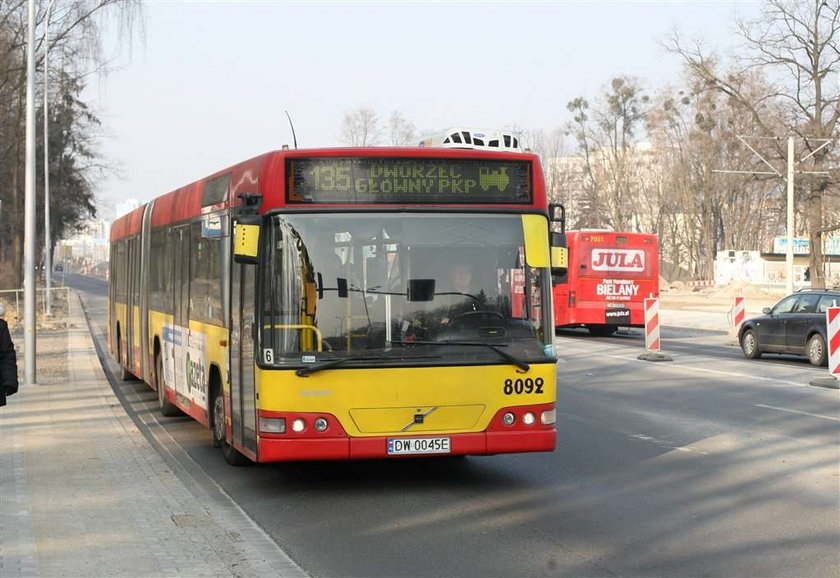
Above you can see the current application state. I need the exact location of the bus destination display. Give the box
[287,157,532,204]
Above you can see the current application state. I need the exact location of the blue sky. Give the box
[87,0,762,217]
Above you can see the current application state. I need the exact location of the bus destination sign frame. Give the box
[286,157,532,204]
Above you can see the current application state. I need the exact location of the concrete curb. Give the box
[809,376,840,389]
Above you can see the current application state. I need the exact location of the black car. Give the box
[739,289,839,366]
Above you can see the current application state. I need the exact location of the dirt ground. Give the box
[9,328,69,386]
[659,281,784,311]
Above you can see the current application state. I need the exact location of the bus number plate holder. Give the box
[387,437,451,455]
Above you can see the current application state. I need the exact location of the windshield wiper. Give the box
[295,354,441,377]
[389,340,530,372]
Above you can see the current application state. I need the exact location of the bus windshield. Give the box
[261,213,552,367]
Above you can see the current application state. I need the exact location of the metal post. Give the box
[44,0,54,316]
[24,0,37,385]
[786,136,795,296]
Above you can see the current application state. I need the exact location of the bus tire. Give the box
[116,327,133,381]
[156,353,181,417]
[587,325,618,337]
[209,370,222,448]
[212,388,250,466]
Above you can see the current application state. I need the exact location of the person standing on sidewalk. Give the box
[0,314,18,407]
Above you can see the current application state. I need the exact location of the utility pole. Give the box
[24,0,36,385]
[714,135,831,296]
[786,137,794,295]
[44,0,55,316]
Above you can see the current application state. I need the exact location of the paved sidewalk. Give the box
[0,291,307,578]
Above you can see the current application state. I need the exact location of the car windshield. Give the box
[259,213,553,367]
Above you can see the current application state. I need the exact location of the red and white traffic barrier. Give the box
[828,307,840,378]
[644,297,660,352]
[731,296,746,336]
[688,280,715,288]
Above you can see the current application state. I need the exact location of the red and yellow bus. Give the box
[550,207,659,336]
[109,147,558,465]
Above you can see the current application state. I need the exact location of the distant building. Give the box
[55,217,111,274]
[715,237,840,288]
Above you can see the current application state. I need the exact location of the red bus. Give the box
[109,147,558,465]
[549,207,659,336]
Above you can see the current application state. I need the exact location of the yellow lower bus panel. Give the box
[252,362,557,462]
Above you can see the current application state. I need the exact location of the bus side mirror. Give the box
[233,215,261,264]
[549,203,566,231]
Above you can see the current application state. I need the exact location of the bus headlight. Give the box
[259,417,286,434]
[292,418,306,433]
[502,412,516,426]
[314,417,329,432]
[541,409,556,425]
[523,412,536,426]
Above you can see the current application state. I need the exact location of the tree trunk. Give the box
[806,187,826,288]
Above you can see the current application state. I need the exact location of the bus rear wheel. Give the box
[156,353,181,417]
[212,388,250,466]
[116,328,134,381]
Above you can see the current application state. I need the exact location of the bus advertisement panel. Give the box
[109,147,558,465]
[552,231,659,336]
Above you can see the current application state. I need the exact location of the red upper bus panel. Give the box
[110,204,145,242]
[115,148,546,236]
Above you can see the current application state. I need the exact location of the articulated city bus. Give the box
[109,147,558,465]
[550,206,659,336]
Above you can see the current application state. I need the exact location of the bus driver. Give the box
[440,263,480,325]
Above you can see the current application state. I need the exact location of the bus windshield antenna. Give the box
[285,110,298,149]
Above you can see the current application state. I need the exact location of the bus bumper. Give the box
[257,429,556,462]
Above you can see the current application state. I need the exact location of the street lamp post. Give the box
[44,0,55,316]
[24,0,36,385]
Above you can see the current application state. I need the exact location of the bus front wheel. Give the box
[212,388,250,467]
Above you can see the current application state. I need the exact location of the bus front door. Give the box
[230,262,258,455]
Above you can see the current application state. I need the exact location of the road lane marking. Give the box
[754,404,840,422]
[629,433,709,455]
[554,338,820,388]
[604,351,808,387]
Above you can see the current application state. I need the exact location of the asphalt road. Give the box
[67,274,840,577]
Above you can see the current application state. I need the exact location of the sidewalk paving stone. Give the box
[0,291,307,578]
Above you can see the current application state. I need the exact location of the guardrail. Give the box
[0,286,71,326]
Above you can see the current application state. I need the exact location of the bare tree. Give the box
[669,0,840,288]
[387,110,415,146]
[340,107,381,146]
[526,127,579,215]
[647,74,785,279]
[566,76,650,230]
[0,0,143,289]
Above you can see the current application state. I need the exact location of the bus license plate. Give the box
[387,437,451,455]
